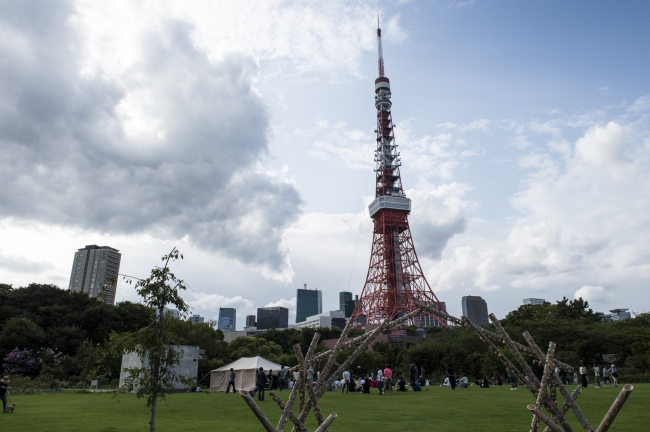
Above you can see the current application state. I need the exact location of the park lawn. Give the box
[1,384,648,431]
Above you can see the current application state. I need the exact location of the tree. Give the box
[104,248,190,432]
[0,316,47,361]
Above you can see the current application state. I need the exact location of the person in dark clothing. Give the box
[226,368,237,394]
[0,376,9,413]
[532,360,543,382]
[397,378,407,391]
[361,378,371,393]
[409,363,418,386]
[256,367,267,401]
[580,363,589,389]
[418,375,426,386]
[446,364,456,390]
[480,377,490,388]
[559,369,568,385]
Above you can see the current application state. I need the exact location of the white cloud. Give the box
[574,285,612,304]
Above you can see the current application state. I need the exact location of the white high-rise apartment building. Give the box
[68,245,121,305]
[523,298,546,306]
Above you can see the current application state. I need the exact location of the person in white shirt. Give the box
[593,364,601,388]
[579,363,588,388]
[342,370,351,394]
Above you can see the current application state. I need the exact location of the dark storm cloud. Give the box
[0,1,303,274]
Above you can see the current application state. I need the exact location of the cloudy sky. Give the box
[1,0,649,327]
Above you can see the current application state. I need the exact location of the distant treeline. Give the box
[1,283,649,386]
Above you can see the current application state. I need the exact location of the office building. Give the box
[601,309,631,321]
[339,291,358,318]
[523,298,546,306]
[68,245,121,305]
[162,307,180,319]
[246,315,257,328]
[218,307,236,332]
[257,306,289,330]
[296,284,322,323]
[293,310,346,330]
[420,302,447,327]
[462,296,489,326]
[191,314,205,324]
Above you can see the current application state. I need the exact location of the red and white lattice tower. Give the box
[350,23,447,328]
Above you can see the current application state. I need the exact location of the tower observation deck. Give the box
[350,23,447,327]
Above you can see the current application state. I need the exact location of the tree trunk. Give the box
[150,392,157,432]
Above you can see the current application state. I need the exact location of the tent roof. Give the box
[214,356,282,372]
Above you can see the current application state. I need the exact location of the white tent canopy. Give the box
[210,356,283,392]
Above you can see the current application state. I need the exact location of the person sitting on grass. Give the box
[396,378,407,391]
[480,377,490,388]
[493,371,502,386]
[362,378,371,393]
[458,376,469,388]
[418,375,425,386]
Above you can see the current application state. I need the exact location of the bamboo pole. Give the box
[488,315,574,431]
[531,414,540,432]
[315,317,355,387]
[239,390,276,432]
[523,331,574,373]
[532,342,557,432]
[314,413,338,432]
[527,405,564,432]
[269,391,306,432]
[544,386,582,432]
[294,343,324,425]
[462,316,535,393]
[521,332,591,432]
[595,384,634,432]
[276,374,301,432]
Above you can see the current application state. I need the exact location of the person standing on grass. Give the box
[256,367,267,401]
[593,364,601,388]
[580,363,589,389]
[608,365,618,387]
[421,365,426,380]
[342,369,351,394]
[0,376,9,413]
[409,363,418,386]
[226,368,237,394]
[507,368,518,390]
[383,364,393,394]
[602,367,611,386]
[446,364,456,390]
[278,366,287,392]
[377,366,383,383]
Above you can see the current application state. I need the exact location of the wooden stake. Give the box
[527,405,564,432]
[314,413,338,432]
[269,391,305,431]
[595,384,634,432]
[239,390,277,432]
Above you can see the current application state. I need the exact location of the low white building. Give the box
[119,345,203,392]
[523,298,546,306]
[292,310,346,330]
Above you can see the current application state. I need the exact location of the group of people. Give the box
[579,363,618,389]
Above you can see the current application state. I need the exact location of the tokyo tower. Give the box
[350,22,447,328]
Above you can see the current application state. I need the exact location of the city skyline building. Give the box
[257,306,289,330]
[601,308,631,321]
[462,296,489,326]
[523,298,546,306]
[217,307,236,332]
[246,315,256,328]
[293,310,346,330]
[420,302,447,327]
[296,284,322,323]
[339,292,358,318]
[68,245,121,305]
[191,314,205,324]
[350,24,447,327]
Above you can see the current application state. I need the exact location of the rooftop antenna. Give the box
[377,14,384,77]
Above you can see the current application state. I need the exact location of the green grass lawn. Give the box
[1,384,647,431]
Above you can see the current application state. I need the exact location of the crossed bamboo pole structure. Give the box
[239,305,634,431]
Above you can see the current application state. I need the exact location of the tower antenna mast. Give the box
[377,15,384,77]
